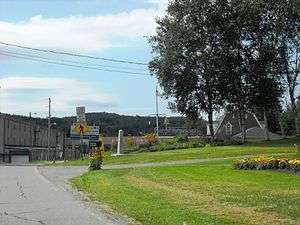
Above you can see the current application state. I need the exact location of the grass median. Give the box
[59,138,298,166]
[71,159,300,225]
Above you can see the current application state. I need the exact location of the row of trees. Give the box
[51,112,205,136]
[149,0,300,142]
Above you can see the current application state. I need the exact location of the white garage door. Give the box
[11,155,29,164]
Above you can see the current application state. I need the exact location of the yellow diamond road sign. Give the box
[74,123,89,136]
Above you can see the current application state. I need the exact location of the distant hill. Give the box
[52,112,206,136]
[1,112,206,137]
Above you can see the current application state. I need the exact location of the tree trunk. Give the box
[208,110,215,143]
[263,109,270,141]
[289,88,299,136]
[279,120,286,139]
[239,110,246,144]
[295,117,299,137]
[277,111,286,138]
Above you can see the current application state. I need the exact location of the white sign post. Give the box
[76,106,86,123]
[113,129,124,156]
[76,106,86,160]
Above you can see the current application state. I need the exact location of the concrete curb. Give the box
[0,163,43,166]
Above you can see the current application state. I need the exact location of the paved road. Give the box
[0,166,129,225]
[0,152,292,225]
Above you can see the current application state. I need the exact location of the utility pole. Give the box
[63,132,66,162]
[54,132,58,163]
[155,86,159,138]
[47,98,51,161]
[149,87,165,137]
[29,112,32,149]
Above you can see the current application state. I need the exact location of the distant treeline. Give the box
[1,112,206,137]
[52,112,206,137]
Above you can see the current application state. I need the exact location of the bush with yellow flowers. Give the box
[233,156,300,172]
[89,142,105,170]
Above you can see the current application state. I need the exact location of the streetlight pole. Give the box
[155,86,159,138]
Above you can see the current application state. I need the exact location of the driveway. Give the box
[0,166,129,225]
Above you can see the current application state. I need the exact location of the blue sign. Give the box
[70,134,99,140]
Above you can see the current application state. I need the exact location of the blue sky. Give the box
[0,0,173,118]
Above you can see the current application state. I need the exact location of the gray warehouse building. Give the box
[0,114,64,163]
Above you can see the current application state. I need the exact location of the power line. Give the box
[0,49,149,72]
[0,41,149,66]
[0,52,151,76]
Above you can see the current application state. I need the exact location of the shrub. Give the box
[172,134,189,143]
[211,139,242,146]
[137,135,206,152]
[149,146,158,152]
[110,141,117,151]
[142,133,159,149]
[295,145,300,157]
[126,137,135,148]
[89,144,105,170]
[188,141,205,148]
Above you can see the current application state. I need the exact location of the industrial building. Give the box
[0,114,64,163]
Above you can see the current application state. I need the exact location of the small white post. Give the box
[116,129,124,155]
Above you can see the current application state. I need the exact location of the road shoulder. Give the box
[37,166,136,225]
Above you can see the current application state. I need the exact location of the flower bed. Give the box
[233,156,300,172]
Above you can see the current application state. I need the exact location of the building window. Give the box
[225,122,233,136]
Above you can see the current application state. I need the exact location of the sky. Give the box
[0,0,174,118]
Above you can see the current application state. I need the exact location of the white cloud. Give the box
[149,0,169,9]
[0,3,167,53]
[0,76,114,116]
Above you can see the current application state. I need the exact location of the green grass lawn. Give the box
[57,137,300,166]
[71,160,300,225]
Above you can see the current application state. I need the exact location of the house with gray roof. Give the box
[207,111,280,140]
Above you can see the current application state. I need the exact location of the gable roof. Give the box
[214,111,262,135]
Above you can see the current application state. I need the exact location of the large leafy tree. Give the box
[149,0,297,142]
[209,0,287,142]
[276,0,300,135]
[214,0,252,142]
[243,0,285,140]
[149,0,224,140]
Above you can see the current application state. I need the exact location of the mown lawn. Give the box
[58,137,300,166]
[71,160,300,225]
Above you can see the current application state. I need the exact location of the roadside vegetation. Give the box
[53,137,299,167]
[71,159,300,225]
[67,137,300,225]
[123,134,207,153]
